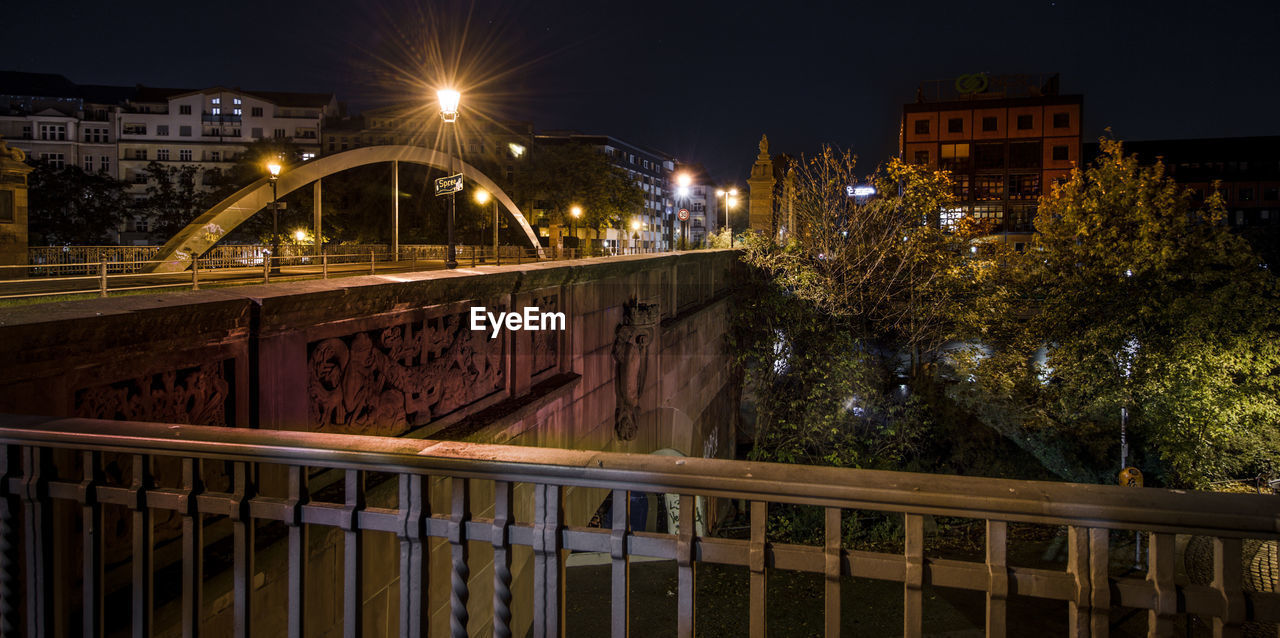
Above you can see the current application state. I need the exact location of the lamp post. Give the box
[676,173,692,248]
[438,88,461,269]
[475,188,497,260]
[570,205,581,256]
[716,187,738,246]
[631,219,641,254]
[266,158,282,273]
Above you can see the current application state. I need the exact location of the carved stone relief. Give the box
[307,309,506,435]
[531,294,560,375]
[74,360,231,425]
[611,300,659,441]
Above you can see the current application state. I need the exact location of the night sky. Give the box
[3,0,1278,182]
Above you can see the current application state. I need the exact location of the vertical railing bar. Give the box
[231,461,255,638]
[398,474,428,638]
[823,507,841,638]
[449,477,471,638]
[676,493,696,638]
[533,484,548,638]
[532,484,563,638]
[130,454,152,638]
[493,481,514,638]
[1211,536,1244,638]
[343,469,365,638]
[1087,528,1111,638]
[81,451,103,638]
[903,513,924,638]
[1066,525,1091,638]
[609,489,629,638]
[285,465,308,638]
[1148,532,1177,637]
[180,458,203,638]
[22,447,53,637]
[749,501,767,638]
[985,520,1008,638]
[0,445,18,637]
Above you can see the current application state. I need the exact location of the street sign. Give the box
[677,208,690,221]
[434,173,463,196]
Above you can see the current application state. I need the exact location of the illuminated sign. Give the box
[955,73,989,95]
[434,173,463,196]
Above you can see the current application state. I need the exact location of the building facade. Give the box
[901,74,1082,246]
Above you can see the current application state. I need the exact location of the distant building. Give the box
[673,163,717,246]
[901,73,1083,246]
[0,71,127,180]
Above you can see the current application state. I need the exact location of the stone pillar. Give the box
[746,135,775,236]
[0,138,32,268]
[782,165,796,244]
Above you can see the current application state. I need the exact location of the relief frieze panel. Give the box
[74,360,232,426]
[307,308,507,435]
[531,293,560,375]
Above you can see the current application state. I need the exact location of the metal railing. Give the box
[0,415,1274,637]
[2,245,632,301]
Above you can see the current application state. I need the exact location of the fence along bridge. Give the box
[0,415,1276,637]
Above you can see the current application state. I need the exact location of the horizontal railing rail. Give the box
[4,415,1270,637]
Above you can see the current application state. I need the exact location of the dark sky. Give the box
[3,0,1278,183]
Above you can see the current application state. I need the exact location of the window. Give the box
[40,124,67,140]
[180,125,192,137]
[232,97,241,105]
[301,152,316,161]
[914,119,930,135]
[40,153,65,168]
[975,176,1005,201]
[974,143,1004,169]
[101,156,110,173]
[1009,142,1041,169]
[135,217,149,232]
[233,108,242,116]
[947,117,962,133]
[1239,187,1254,202]
[274,128,286,138]
[1009,174,1040,200]
[972,203,1004,223]
[939,143,970,171]
[21,125,31,139]
[981,116,997,132]
[157,125,169,136]
[209,151,221,162]
[122,123,146,135]
[913,150,930,165]
[1263,187,1278,201]
[1008,204,1037,231]
[251,107,263,117]
[134,149,147,160]
[1016,114,1033,130]
[1052,113,1070,128]
[211,98,220,105]
[951,175,971,199]
[179,149,192,161]
[252,127,263,139]
[179,104,192,115]
[211,107,221,115]
[1236,211,1245,226]
[83,156,94,172]
[1052,145,1069,161]
[157,149,169,161]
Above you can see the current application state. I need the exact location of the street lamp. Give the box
[570,205,582,255]
[716,187,738,245]
[438,88,461,268]
[631,219,641,254]
[475,188,497,260]
[676,173,692,246]
[266,158,282,273]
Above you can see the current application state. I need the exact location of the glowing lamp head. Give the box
[727,197,738,208]
[474,188,490,205]
[266,159,282,177]
[294,230,307,242]
[437,89,461,123]
[729,188,738,197]
[570,206,582,219]
[716,189,725,197]
[677,186,690,198]
[631,220,641,231]
[676,173,692,188]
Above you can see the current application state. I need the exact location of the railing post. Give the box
[130,454,153,638]
[370,249,376,274]
[449,477,471,638]
[824,508,842,638]
[191,255,200,290]
[985,520,1008,638]
[411,250,417,272]
[749,501,767,638]
[1148,532,1177,635]
[398,473,428,638]
[285,465,308,638]
[1067,525,1092,637]
[676,494,696,638]
[493,481,514,638]
[180,457,203,638]
[1087,528,1110,637]
[322,250,328,279]
[532,484,562,638]
[99,258,107,297]
[231,462,255,638]
[79,451,103,638]
[343,470,365,638]
[264,253,271,283]
[470,246,476,268]
[0,446,19,637]
[904,513,925,638]
[1212,537,1245,637]
[610,490,629,638]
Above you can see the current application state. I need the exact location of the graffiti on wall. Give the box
[307,309,506,435]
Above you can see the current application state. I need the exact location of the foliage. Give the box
[954,139,1280,487]
[137,162,214,240]
[510,142,644,234]
[26,161,131,245]
[706,227,732,249]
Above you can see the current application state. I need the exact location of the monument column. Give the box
[0,139,33,269]
[746,135,775,237]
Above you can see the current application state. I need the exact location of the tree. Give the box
[955,139,1280,487]
[510,142,643,236]
[27,161,130,245]
[138,161,210,240]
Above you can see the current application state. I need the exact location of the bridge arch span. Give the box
[149,145,541,272]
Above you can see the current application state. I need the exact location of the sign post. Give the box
[435,173,463,269]
[677,208,690,248]
[434,173,463,197]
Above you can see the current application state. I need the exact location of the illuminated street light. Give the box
[475,188,497,258]
[266,158,283,273]
[631,219,642,254]
[438,88,461,268]
[676,173,691,198]
[717,187,739,245]
[569,206,582,254]
[474,189,490,205]
[294,229,307,242]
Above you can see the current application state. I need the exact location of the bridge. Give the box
[0,251,1276,636]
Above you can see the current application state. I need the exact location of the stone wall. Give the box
[0,249,740,637]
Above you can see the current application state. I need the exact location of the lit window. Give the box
[212,107,221,115]
[211,97,221,105]
[233,97,242,105]
[508,143,525,158]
